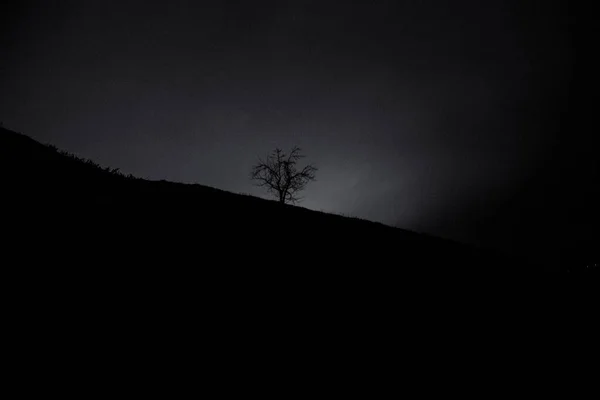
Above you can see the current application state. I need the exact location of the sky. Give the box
[1,0,594,257]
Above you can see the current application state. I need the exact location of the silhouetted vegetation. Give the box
[46,143,135,178]
[251,146,317,204]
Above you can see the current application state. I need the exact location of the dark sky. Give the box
[2,0,593,256]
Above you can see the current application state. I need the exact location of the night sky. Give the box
[1,1,594,257]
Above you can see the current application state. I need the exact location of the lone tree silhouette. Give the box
[251,146,317,204]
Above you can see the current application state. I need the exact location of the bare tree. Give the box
[251,146,317,204]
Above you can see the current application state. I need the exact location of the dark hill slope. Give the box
[1,126,545,283]
[2,126,590,382]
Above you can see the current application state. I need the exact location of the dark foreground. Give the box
[1,127,596,388]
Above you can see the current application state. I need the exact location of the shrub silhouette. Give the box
[47,145,131,178]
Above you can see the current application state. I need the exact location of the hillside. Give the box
[3,125,596,382]
[2,126,551,279]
